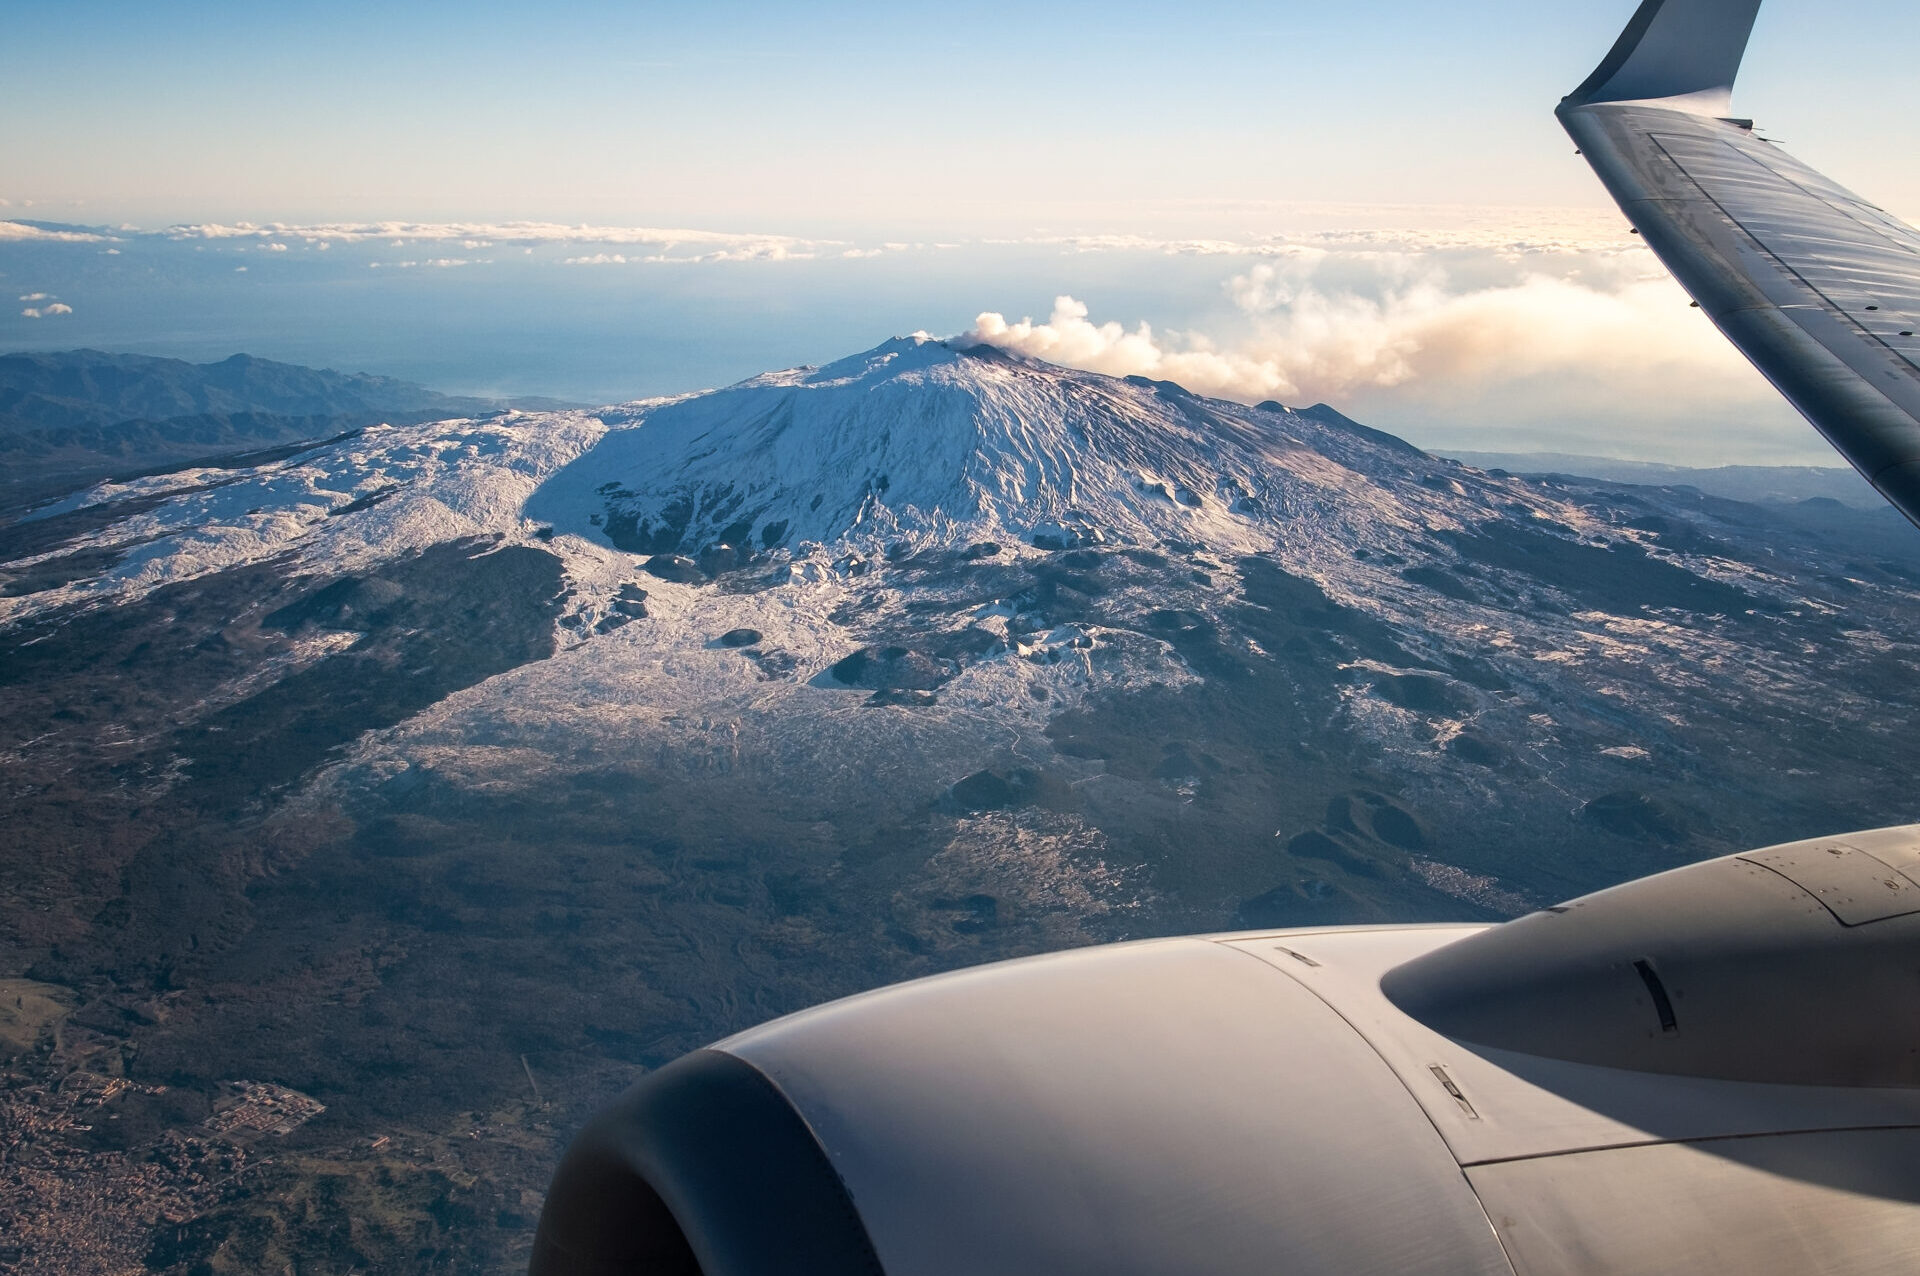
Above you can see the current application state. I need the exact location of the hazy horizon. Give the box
[9,1,1919,466]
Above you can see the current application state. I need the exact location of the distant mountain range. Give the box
[5,339,1920,1273]
[1442,450,1882,508]
[0,349,577,500]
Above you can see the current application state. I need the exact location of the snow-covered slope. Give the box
[529,335,1486,563]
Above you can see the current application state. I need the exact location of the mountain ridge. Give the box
[1442,449,1883,509]
[0,348,580,500]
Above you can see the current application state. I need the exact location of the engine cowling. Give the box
[533,828,1920,1276]
[531,934,1512,1275]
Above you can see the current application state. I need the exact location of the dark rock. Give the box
[697,543,746,576]
[611,584,649,619]
[1401,565,1483,604]
[830,645,951,691]
[1285,828,1406,879]
[1368,804,1426,851]
[719,628,763,648]
[1581,790,1692,843]
[1447,731,1506,767]
[949,768,1043,812]
[328,484,403,517]
[936,893,1000,934]
[930,627,1001,660]
[745,648,798,679]
[1371,672,1473,715]
[1325,792,1427,851]
[964,541,1002,559]
[865,689,938,708]
[643,554,703,583]
[1439,522,1765,617]
[263,575,406,632]
[1153,743,1221,781]
[1235,878,1381,928]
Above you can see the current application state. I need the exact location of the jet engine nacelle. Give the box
[531,827,1920,1275]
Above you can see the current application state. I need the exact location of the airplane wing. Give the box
[1558,0,1920,527]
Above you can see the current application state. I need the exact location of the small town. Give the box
[0,1060,323,1273]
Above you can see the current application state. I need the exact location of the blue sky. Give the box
[9,0,1918,228]
[5,1,1919,463]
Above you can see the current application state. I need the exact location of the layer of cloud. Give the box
[162,220,825,262]
[0,221,110,243]
[367,258,484,270]
[988,210,1639,261]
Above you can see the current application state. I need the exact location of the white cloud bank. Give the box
[164,220,825,262]
[0,221,110,243]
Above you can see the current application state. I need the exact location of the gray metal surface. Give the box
[1741,838,1920,927]
[1560,0,1920,526]
[1382,826,1920,1088]
[1565,0,1761,115]
[722,938,1514,1276]
[1229,926,1920,1167]
[1470,1130,1920,1274]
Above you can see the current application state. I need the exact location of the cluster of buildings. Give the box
[0,1065,323,1274]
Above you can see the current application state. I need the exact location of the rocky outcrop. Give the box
[829,646,952,692]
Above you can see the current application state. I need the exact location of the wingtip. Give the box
[1564,0,1764,112]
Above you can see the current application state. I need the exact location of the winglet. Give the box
[1563,0,1763,114]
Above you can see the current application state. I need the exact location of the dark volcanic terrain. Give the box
[3,339,1919,1273]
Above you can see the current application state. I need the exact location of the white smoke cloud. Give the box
[963,266,1750,413]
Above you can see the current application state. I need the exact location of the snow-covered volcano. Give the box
[6,337,1920,1276]
[529,335,1451,563]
